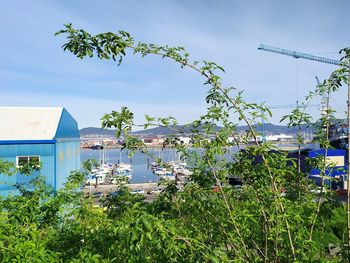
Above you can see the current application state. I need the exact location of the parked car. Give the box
[108,189,127,197]
[130,189,145,195]
[150,188,163,195]
[93,192,104,198]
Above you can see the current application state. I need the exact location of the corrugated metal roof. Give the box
[0,107,63,140]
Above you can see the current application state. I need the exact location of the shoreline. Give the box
[81,141,314,150]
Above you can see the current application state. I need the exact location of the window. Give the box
[16,156,40,168]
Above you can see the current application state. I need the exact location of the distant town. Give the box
[80,123,316,148]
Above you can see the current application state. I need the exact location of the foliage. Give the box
[0,25,349,262]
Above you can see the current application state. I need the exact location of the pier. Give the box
[83,182,158,193]
[83,182,158,196]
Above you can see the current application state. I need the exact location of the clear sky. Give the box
[0,0,349,129]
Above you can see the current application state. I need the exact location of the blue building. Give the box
[309,148,347,189]
[0,107,80,196]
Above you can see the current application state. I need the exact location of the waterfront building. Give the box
[265,133,293,142]
[142,137,166,146]
[309,148,347,189]
[179,136,192,145]
[0,107,80,196]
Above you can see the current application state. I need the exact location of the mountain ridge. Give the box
[79,123,315,137]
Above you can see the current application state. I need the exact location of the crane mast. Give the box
[315,76,329,117]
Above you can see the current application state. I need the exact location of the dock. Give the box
[82,182,158,195]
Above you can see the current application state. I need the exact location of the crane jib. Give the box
[258,44,340,66]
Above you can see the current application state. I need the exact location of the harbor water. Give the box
[81,148,181,183]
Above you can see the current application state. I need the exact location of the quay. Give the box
[82,182,161,204]
[82,182,159,196]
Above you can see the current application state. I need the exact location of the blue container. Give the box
[308,149,347,189]
[0,107,80,196]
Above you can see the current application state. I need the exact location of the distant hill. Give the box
[79,125,187,137]
[240,123,316,135]
[79,127,117,137]
[80,123,316,138]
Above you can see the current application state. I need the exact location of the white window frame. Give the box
[16,155,41,168]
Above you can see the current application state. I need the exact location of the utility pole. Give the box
[347,61,350,258]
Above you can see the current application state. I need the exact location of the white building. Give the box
[265,134,293,142]
[179,136,192,145]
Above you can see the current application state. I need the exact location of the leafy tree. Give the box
[54,24,349,261]
[0,24,349,262]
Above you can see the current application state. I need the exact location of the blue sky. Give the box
[0,0,349,128]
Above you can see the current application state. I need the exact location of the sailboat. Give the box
[114,150,133,181]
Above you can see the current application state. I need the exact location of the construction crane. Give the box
[257,44,340,141]
[261,104,294,142]
[258,44,340,65]
[258,44,339,104]
[315,76,348,148]
[261,104,319,142]
[315,76,329,116]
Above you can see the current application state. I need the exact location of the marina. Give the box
[81,148,192,198]
[81,148,192,185]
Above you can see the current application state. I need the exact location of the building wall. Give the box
[0,143,55,196]
[55,108,80,139]
[55,139,80,189]
[55,108,80,189]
